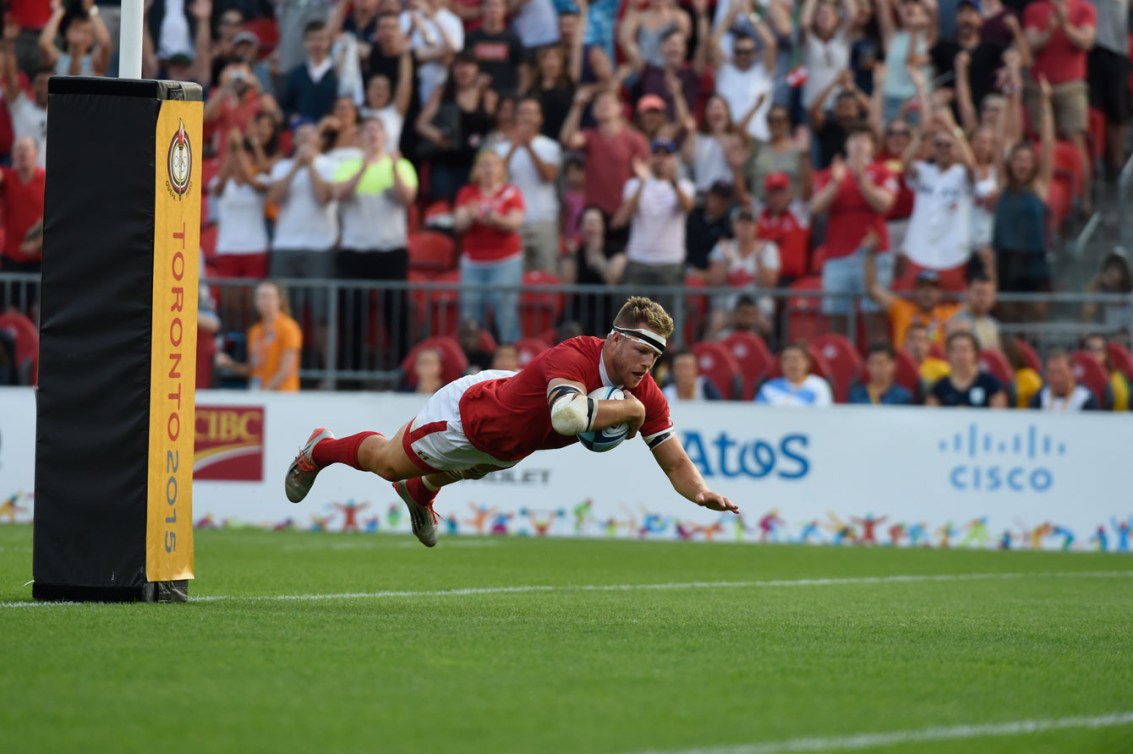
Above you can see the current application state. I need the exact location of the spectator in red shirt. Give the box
[0,136,45,275]
[1023,0,1096,210]
[9,0,52,77]
[560,87,650,241]
[203,61,282,156]
[757,172,810,284]
[808,125,896,337]
[454,150,526,343]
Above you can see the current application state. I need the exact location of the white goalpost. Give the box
[118,0,144,79]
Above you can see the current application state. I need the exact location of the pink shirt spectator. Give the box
[580,126,649,216]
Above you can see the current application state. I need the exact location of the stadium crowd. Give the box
[0,0,1131,408]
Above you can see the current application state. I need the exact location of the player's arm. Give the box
[546,378,646,437]
[651,438,739,514]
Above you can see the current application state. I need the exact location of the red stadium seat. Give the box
[400,336,468,388]
[1046,178,1071,233]
[720,331,775,400]
[683,272,710,345]
[200,223,218,261]
[408,231,457,273]
[784,276,829,343]
[407,202,421,234]
[1107,341,1133,381]
[978,348,1014,386]
[1071,351,1112,407]
[0,311,38,385]
[478,329,498,352]
[515,337,549,366]
[422,200,453,228]
[519,271,565,338]
[243,18,279,55]
[1052,140,1084,200]
[691,341,742,400]
[811,333,864,403]
[1088,107,1107,165]
[1014,338,1042,373]
[409,269,461,337]
[892,348,923,397]
[809,244,826,275]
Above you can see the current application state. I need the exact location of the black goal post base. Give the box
[32,77,203,603]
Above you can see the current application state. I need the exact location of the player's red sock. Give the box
[312,431,381,470]
[406,476,437,506]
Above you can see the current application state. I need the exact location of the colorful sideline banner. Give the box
[1,388,1129,552]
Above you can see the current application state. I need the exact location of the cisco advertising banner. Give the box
[2,388,1129,551]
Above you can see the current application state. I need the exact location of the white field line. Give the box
[637,711,1133,754]
[2,569,1131,608]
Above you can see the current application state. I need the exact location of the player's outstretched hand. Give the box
[696,491,739,514]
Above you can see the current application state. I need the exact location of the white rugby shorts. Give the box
[401,369,520,473]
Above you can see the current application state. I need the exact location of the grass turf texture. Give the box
[1,526,1132,754]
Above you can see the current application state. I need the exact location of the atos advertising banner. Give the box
[1,388,1129,552]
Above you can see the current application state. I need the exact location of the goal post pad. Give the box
[33,77,202,602]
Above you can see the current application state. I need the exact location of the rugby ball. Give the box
[578,386,629,453]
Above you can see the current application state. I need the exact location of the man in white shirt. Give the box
[901,116,975,281]
[268,121,338,371]
[1,37,48,168]
[613,139,696,312]
[400,0,464,107]
[706,8,776,142]
[269,122,338,279]
[1030,350,1098,411]
[496,97,562,275]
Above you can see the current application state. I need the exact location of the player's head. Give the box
[608,297,674,388]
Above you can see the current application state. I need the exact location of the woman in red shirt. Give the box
[454,151,526,343]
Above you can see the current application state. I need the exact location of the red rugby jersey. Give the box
[459,336,674,462]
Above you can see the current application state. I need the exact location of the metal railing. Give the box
[3,272,1131,389]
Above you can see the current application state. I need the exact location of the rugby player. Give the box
[285,297,739,546]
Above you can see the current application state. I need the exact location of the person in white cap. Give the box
[283,296,739,547]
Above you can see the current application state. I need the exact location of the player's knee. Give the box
[370,461,401,482]
[357,443,401,481]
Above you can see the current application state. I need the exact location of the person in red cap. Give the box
[635,93,672,143]
[757,171,810,284]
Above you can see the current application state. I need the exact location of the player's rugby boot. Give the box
[285,428,335,503]
[394,479,438,548]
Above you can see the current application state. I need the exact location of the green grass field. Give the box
[2,525,1132,754]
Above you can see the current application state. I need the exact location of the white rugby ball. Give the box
[578,386,629,452]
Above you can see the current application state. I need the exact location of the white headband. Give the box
[611,326,667,354]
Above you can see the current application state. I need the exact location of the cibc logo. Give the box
[939,423,1064,493]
